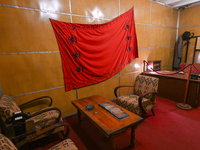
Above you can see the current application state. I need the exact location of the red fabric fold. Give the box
[50,8,138,91]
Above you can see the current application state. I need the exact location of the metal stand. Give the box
[176,65,192,110]
[176,103,192,110]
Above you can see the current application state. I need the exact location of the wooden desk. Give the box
[72,95,143,150]
[144,71,200,108]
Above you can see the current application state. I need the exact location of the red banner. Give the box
[50,8,138,91]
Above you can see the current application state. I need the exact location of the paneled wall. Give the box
[0,0,177,117]
[179,5,200,64]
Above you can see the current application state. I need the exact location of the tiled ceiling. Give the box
[152,0,200,9]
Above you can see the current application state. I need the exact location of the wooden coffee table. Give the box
[71,95,143,149]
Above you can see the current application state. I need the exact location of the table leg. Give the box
[109,136,117,150]
[77,109,81,125]
[131,126,137,148]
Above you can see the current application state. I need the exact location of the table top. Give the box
[72,95,143,138]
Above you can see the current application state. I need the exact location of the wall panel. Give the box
[0,6,71,53]
[169,48,174,65]
[179,5,200,28]
[170,28,177,47]
[77,77,119,100]
[171,9,178,28]
[120,0,151,24]
[179,27,200,46]
[120,73,138,96]
[150,26,171,47]
[195,52,200,64]
[0,0,179,117]
[0,0,70,13]
[13,88,77,117]
[149,48,169,66]
[121,60,138,74]
[71,0,119,19]
[151,2,171,27]
[179,6,200,64]
[186,47,195,62]
[168,65,173,71]
[135,24,149,48]
[0,53,64,96]
[72,16,100,24]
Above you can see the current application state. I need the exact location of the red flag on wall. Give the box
[50,8,138,91]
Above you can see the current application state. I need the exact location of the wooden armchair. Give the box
[114,75,159,116]
[0,95,69,148]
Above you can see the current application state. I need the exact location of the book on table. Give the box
[99,102,130,121]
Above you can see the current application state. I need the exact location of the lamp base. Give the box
[176,103,192,110]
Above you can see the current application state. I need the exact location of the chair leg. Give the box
[61,127,70,140]
[151,109,155,116]
[61,131,66,139]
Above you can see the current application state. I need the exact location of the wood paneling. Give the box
[0,0,178,117]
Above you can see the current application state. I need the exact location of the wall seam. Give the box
[0,46,176,55]
[176,9,180,40]
[167,8,173,70]
[148,1,152,62]
[0,51,60,55]
[69,0,72,23]
[10,71,140,98]
[11,86,65,98]
[0,4,179,28]
[179,25,200,29]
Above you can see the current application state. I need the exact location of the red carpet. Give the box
[31,97,200,150]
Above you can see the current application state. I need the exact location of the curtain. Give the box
[50,8,138,91]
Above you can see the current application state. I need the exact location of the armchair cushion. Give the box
[134,75,159,99]
[116,95,153,116]
[27,107,64,131]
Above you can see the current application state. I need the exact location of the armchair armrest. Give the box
[114,85,134,97]
[15,122,70,148]
[138,92,158,114]
[18,96,53,109]
[30,107,61,124]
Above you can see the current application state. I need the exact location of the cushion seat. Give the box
[116,94,153,116]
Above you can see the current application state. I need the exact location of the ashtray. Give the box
[85,104,94,111]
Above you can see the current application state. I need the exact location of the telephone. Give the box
[190,74,199,80]
[5,111,31,136]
